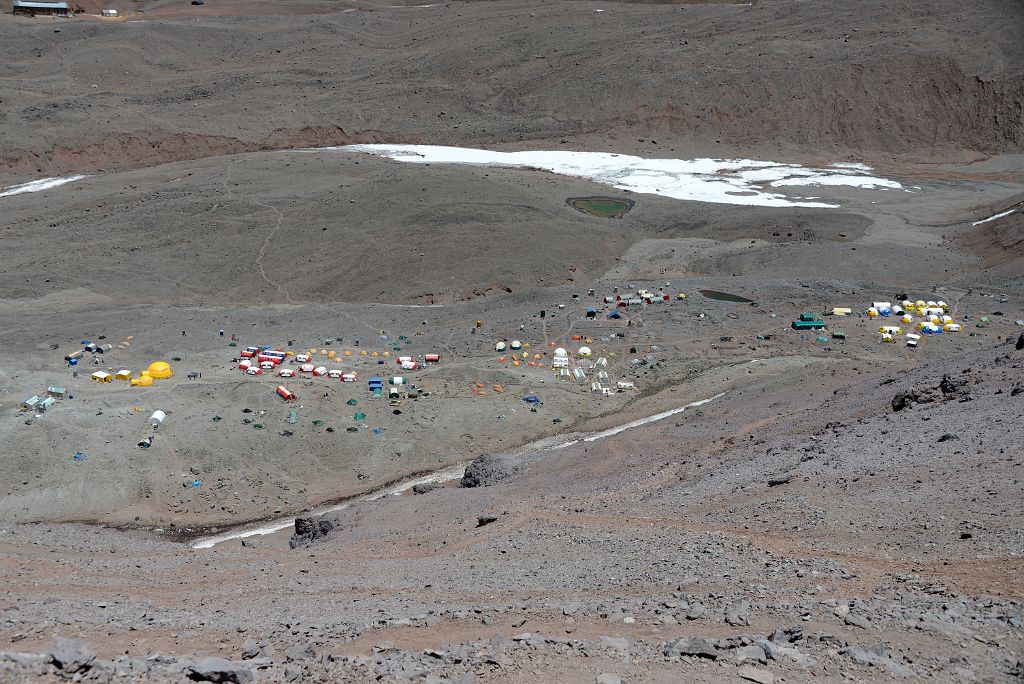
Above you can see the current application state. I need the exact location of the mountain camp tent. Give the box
[146,361,173,379]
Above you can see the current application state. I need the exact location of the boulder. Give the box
[286,642,315,662]
[685,602,706,620]
[844,613,872,629]
[186,656,255,683]
[839,645,911,676]
[663,636,718,659]
[239,640,260,660]
[412,482,441,495]
[738,665,776,684]
[50,636,96,674]
[939,374,966,397]
[732,644,768,665]
[599,636,630,654]
[891,389,919,411]
[290,515,335,548]
[460,453,520,488]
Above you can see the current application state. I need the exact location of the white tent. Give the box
[150,410,166,426]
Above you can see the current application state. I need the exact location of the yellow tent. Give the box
[131,375,154,387]
[115,370,132,381]
[146,361,173,379]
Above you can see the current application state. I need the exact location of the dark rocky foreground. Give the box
[1,341,1021,683]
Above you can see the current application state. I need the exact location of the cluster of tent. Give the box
[552,346,633,395]
[490,335,632,395]
[604,290,674,307]
[90,361,173,387]
[21,386,66,414]
[495,340,548,368]
[238,343,439,382]
[63,339,114,366]
[867,299,960,344]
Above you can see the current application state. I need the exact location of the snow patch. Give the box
[331,145,902,208]
[191,461,470,549]
[192,391,727,549]
[0,175,88,198]
[972,208,1016,226]
[549,393,724,450]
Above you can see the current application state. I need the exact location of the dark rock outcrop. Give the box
[290,516,335,549]
[460,453,519,488]
[892,389,919,411]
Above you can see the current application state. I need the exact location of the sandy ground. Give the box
[0,0,1022,681]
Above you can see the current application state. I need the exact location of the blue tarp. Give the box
[522,395,541,404]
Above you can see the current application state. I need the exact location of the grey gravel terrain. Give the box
[0,0,1022,682]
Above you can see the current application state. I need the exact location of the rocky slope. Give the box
[1,341,1020,682]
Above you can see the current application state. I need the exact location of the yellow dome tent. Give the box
[131,375,154,387]
[146,361,173,379]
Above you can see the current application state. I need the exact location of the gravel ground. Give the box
[0,0,1022,681]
